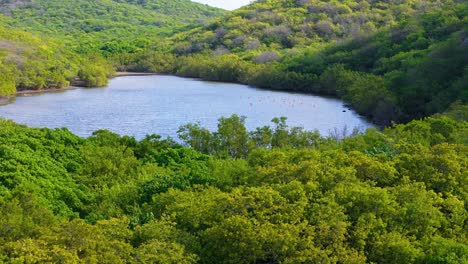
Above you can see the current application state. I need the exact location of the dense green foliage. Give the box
[0,110,467,262]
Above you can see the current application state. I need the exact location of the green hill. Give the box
[0,0,225,50]
[166,0,452,53]
[112,0,226,20]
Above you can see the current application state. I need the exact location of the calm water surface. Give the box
[0,75,374,139]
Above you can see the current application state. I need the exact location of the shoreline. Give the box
[0,72,159,105]
[16,86,79,96]
[115,72,160,77]
[0,86,79,105]
[0,96,11,105]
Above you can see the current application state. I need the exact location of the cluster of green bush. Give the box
[0,20,116,96]
[0,105,467,262]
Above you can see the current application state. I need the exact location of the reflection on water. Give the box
[0,75,374,139]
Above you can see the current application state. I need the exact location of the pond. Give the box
[0,75,375,139]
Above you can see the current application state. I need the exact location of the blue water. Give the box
[0,75,374,139]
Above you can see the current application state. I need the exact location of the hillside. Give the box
[0,15,113,96]
[0,0,225,50]
[166,0,452,54]
[139,0,467,125]
[283,4,467,122]
[0,0,225,24]
[112,0,225,21]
